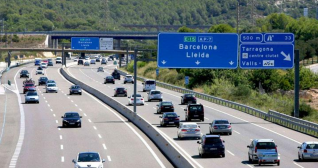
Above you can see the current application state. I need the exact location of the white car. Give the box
[46,83,58,93]
[247,139,279,164]
[73,57,79,62]
[298,141,318,161]
[90,59,96,64]
[40,62,48,68]
[56,57,62,64]
[147,90,162,102]
[36,67,44,75]
[73,152,105,168]
[128,94,144,105]
[84,61,90,66]
[177,122,201,140]
[25,91,39,103]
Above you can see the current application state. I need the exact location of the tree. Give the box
[208,24,235,33]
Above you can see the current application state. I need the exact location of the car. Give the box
[177,122,201,140]
[181,93,197,104]
[247,139,278,164]
[72,152,105,168]
[298,141,318,161]
[25,91,39,103]
[85,56,90,60]
[142,79,156,92]
[20,70,30,78]
[128,94,144,105]
[114,87,127,97]
[56,57,62,64]
[159,112,180,127]
[46,83,58,93]
[198,134,225,158]
[40,62,48,68]
[184,103,204,121]
[78,59,84,65]
[69,85,82,95]
[34,58,41,66]
[156,101,174,114]
[108,57,112,61]
[46,80,56,85]
[101,59,107,65]
[23,83,36,94]
[90,59,96,64]
[84,61,90,66]
[74,57,79,62]
[38,77,48,85]
[48,58,53,62]
[48,61,53,66]
[209,119,232,135]
[104,76,115,84]
[97,67,104,72]
[147,90,162,102]
[35,67,44,75]
[96,57,101,62]
[42,60,48,63]
[124,75,134,84]
[62,112,82,127]
[112,70,120,80]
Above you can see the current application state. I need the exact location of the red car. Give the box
[23,82,36,94]
[42,60,48,63]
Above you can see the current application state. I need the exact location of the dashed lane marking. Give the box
[98,134,102,138]
[61,156,64,162]
[103,144,107,150]
[55,120,58,124]
[60,145,63,150]
[60,135,62,140]
[226,150,235,156]
[88,119,92,122]
[93,126,97,130]
[234,130,241,134]
[107,156,111,161]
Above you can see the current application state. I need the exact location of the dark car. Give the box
[198,135,225,158]
[48,61,53,66]
[78,59,84,65]
[156,101,174,114]
[38,77,48,85]
[61,112,82,128]
[112,70,120,80]
[23,83,36,94]
[114,87,127,97]
[97,67,104,72]
[20,70,30,78]
[159,112,180,127]
[184,103,204,121]
[181,93,197,104]
[101,59,107,65]
[69,85,82,95]
[96,57,101,62]
[104,76,115,84]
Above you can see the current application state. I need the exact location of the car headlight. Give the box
[77,120,80,122]
[64,120,69,122]
[78,90,82,92]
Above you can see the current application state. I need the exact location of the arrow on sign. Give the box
[195,60,200,65]
[229,61,234,65]
[281,51,291,61]
[161,60,167,65]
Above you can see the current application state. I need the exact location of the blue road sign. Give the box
[185,76,189,85]
[156,68,159,76]
[71,37,100,50]
[157,33,238,69]
[240,33,294,69]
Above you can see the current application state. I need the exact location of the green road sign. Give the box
[184,36,196,42]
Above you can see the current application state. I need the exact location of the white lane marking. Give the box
[45,100,48,103]
[180,107,184,109]
[41,94,43,96]
[50,109,53,112]
[103,144,107,150]
[67,97,70,99]
[60,145,63,150]
[43,97,46,99]
[153,107,156,110]
[93,126,97,130]
[64,94,67,96]
[107,86,110,88]
[53,114,56,117]
[61,91,64,93]
[98,134,102,138]
[88,119,92,123]
[71,100,74,103]
[83,113,87,116]
[245,164,253,168]
[56,120,58,124]
[204,117,209,120]
[58,128,61,131]
[293,162,304,168]
[79,108,82,111]
[250,139,253,141]
[234,130,241,134]
[75,104,78,107]
[61,156,64,162]
[144,103,148,105]
[60,135,62,140]
[59,89,61,91]
[48,104,50,107]
[62,67,167,168]
[227,150,235,156]
[107,156,111,161]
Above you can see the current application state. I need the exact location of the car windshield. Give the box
[185,94,195,97]
[40,77,47,80]
[48,84,56,87]
[21,70,28,73]
[151,91,161,94]
[183,124,197,129]
[132,94,141,97]
[145,81,155,84]
[205,138,222,144]
[56,58,61,60]
[106,76,113,79]
[25,84,34,87]
[78,153,100,162]
[98,67,103,69]
[117,88,125,91]
[161,102,172,106]
[47,81,54,83]
[189,105,203,112]
[126,76,132,78]
[72,86,80,89]
[306,144,318,149]
[256,142,276,149]
[27,92,37,96]
[165,113,177,117]
[37,67,43,70]
[65,113,80,118]
[215,120,229,124]
[41,63,46,65]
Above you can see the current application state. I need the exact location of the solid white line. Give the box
[227,150,235,156]
[98,134,102,138]
[294,162,304,168]
[103,144,107,150]
[56,120,58,124]
[60,145,63,150]
[234,130,241,134]
[83,113,87,116]
[61,156,64,162]
[60,135,62,140]
[93,126,97,130]
[107,156,111,161]
[88,119,92,122]
[204,117,209,120]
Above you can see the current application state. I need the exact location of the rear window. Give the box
[25,84,34,87]
[40,77,47,80]
[145,81,155,85]
[205,138,222,144]
[306,144,318,149]
[256,142,276,149]
[132,94,142,97]
[189,105,203,112]
[117,88,125,91]
[151,91,161,94]
[215,120,229,124]
[183,125,197,129]
[27,92,37,96]
[165,113,177,117]
[185,94,195,97]
[106,76,113,79]
[162,102,172,106]
[48,84,56,87]
[72,86,80,89]
[126,76,132,78]
[56,58,61,60]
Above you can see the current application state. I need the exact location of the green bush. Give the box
[292,103,316,118]
[232,84,252,98]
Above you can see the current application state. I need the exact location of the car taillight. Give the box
[275,146,278,153]
[171,106,174,109]
[213,126,218,129]
[228,125,231,128]
[181,129,187,132]
[195,129,200,131]
[164,118,168,121]
[141,98,143,100]
[194,97,196,100]
[175,118,179,120]
[304,149,307,153]
[255,146,257,153]
[131,98,134,100]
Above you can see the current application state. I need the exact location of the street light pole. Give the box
[236,0,240,34]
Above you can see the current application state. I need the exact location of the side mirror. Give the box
[247,145,250,148]
[142,83,144,85]
[61,116,64,118]
[230,123,232,125]
[197,141,201,144]
[223,140,225,143]
[184,109,186,111]
[72,159,76,163]
[297,146,301,149]
[80,116,82,118]
[159,116,162,118]
[128,96,131,98]
[156,104,159,106]
[102,159,105,163]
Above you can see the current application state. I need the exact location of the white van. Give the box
[142,79,156,92]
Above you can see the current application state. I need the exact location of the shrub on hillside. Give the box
[292,102,316,118]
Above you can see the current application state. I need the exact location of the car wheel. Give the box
[209,129,213,134]
[70,92,72,95]
[248,154,252,162]
[229,132,232,135]
[302,155,305,161]
[25,101,28,104]
[277,161,280,166]
[104,82,106,84]
[258,160,261,166]
[201,118,204,122]
[124,82,126,84]
[221,153,225,158]
[37,101,39,104]
[80,93,82,95]
[298,153,302,161]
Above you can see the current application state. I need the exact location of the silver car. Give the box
[25,91,39,103]
[298,141,318,161]
[177,122,201,140]
[124,75,134,84]
[147,90,163,102]
[209,120,232,135]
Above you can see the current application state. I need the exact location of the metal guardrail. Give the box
[118,69,318,138]
[0,60,33,84]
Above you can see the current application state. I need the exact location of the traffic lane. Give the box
[49,67,171,168]
[14,66,63,168]
[76,65,317,168]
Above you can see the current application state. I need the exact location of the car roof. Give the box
[304,141,318,144]
[213,119,229,122]
[254,139,274,142]
[164,112,177,115]
[65,112,79,114]
[115,87,125,89]
[205,135,220,138]
[181,122,198,125]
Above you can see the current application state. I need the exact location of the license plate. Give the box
[188,101,192,104]
[69,123,75,125]
[194,115,198,117]
[169,122,174,124]
[165,107,170,108]
[220,126,226,129]
[210,148,217,150]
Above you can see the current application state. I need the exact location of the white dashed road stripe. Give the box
[226,150,235,156]
[107,156,111,161]
[98,134,102,138]
[103,144,107,150]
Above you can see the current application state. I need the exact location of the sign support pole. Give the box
[294,50,300,118]
[133,48,137,113]
[126,44,129,66]
[62,43,65,67]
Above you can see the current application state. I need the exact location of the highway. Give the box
[66,60,318,168]
[0,62,172,168]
